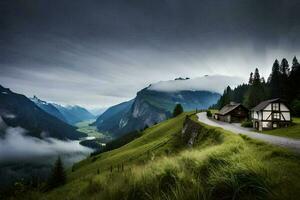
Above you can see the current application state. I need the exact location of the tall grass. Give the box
[78,124,300,200]
[20,113,300,200]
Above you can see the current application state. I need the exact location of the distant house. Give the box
[215,102,249,123]
[251,98,291,131]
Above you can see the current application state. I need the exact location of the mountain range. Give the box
[94,77,227,137]
[30,96,95,125]
[0,85,86,140]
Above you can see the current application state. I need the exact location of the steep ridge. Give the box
[95,87,220,137]
[0,85,86,140]
[52,104,95,125]
[30,96,67,122]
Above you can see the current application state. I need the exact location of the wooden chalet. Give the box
[251,98,291,131]
[215,102,249,123]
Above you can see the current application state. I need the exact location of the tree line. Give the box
[212,56,300,116]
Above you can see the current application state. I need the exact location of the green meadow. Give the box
[75,120,111,140]
[17,113,300,200]
[261,118,300,139]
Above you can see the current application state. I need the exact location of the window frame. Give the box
[273,112,280,120]
[272,103,279,111]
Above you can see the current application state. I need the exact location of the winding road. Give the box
[197,112,300,153]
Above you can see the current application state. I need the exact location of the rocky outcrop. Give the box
[182,115,222,147]
[182,116,203,147]
[95,86,220,137]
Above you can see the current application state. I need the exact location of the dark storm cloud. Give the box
[1,0,300,108]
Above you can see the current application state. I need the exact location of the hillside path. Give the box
[197,112,300,153]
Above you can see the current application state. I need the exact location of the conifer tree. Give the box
[47,157,66,190]
[244,68,266,108]
[268,59,281,98]
[290,56,300,101]
[280,58,290,100]
[172,104,183,117]
[280,58,290,75]
[248,72,253,84]
[292,56,299,69]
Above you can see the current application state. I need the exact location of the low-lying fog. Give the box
[0,117,93,187]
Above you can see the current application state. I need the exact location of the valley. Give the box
[75,120,110,141]
[2,1,300,199]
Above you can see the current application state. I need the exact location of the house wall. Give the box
[252,101,291,130]
[280,103,289,111]
[252,111,258,119]
[262,121,271,128]
[282,112,291,121]
[265,104,272,110]
[263,111,271,120]
[260,102,291,122]
[258,112,262,120]
[219,115,231,123]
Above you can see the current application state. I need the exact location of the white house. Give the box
[251,98,291,131]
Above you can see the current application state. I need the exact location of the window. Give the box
[273,103,279,111]
[273,113,280,120]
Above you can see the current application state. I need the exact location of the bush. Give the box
[241,120,253,128]
[206,110,212,118]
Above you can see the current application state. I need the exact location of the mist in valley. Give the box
[0,116,93,187]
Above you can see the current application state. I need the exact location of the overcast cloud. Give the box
[1,0,300,108]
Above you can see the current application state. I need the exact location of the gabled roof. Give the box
[218,102,242,116]
[251,98,281,112]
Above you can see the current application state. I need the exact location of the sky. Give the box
[1,0,300,109]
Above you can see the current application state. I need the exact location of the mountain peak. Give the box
[0,85,11,94]
[30,96,49,105]
[147,75,244,94]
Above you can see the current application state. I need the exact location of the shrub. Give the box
[206,110,212,118]
[241,120,253,128]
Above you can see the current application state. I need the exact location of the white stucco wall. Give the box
[280,103,289,111]
[263,111,271,120]
[282,112,291,121]
[265,104,272,110]
[258,112,262,120]
[252,111,258,119]
[262,121,270,128]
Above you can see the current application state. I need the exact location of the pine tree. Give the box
[268,59,281,98]
[213,86,232,109]
[173,104,183,117]
[248,72,253,84]
[290,56,300,101]
[230,84,249,103]
[280,58,290,100]
[244,68,266,108]
[280,58,290,75]
[292,56,299,69]
[47,157,66,190]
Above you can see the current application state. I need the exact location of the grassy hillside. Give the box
[16,113,300,200]
[261,118,300,139]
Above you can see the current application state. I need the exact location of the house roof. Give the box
[218,102,242,116]
[251,98,281,112]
